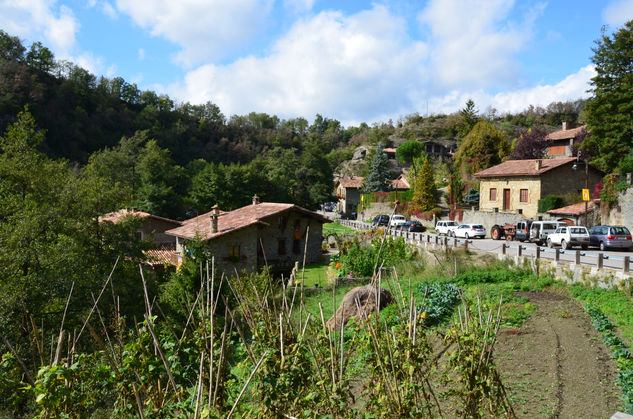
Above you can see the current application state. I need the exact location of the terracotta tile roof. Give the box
[546,125,586,141]
[337,176,364,189]
[391,174,410,190]
[166,202,330,241]
[383,147,397,153]
[474,157,576,178]
[145,249,180,266]
[548,200,597,216]
[99,209,182,226]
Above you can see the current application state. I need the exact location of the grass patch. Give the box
[323,222,357,236]
[569,284,633,347]
[299,262,330,287]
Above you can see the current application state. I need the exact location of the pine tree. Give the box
[363,144,391,192]
[410,155,437,211]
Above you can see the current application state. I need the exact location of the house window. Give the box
[278,239,286,255]
[519,189,528,203]
[229,244,240,258]
[489,188,497,201]
[293,239,301,254]
[278,216,287,230]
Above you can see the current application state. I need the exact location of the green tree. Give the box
[454,121,510,178]
[410,155,437,211]
[583,21,633,172]
[395,141,425,177]
[364,144,391,192]
[456,99,479,139]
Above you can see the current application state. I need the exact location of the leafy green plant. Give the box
[416,282,461,325]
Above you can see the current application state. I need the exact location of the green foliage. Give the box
[416,282,461,325]
[462,187,480,206]
[395,140,425,172]
[601,174,621,207]
[331,236,410,277]
[584,20,633,172]
[453,121,510,178]
[456,99,479,139]
[409,155,437,212]
[537,194,564,213]
[363,143,391,192]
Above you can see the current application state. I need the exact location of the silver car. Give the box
[453,223,486,239]
[588,225,633,251]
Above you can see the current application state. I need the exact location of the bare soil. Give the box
[495,291,623,418]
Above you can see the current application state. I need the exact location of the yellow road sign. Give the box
[582,188,590,201]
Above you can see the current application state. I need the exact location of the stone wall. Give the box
[140,218,179,248]
[358,202,399,222]
[604,186,633,228]
[479,177,541,217]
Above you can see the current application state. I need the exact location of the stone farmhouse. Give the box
[335,176,364,214]
[99,209,182,266]
[546,122,586,158]
[474,157,603,219]
[391,173,410,191]
[165,196,329,274]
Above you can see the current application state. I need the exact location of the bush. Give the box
[537,195,564,213]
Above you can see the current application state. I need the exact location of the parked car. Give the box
[399,220,426,232]
[547,226,590,250]
[372,214,389,227]
[515,220,533,242]
[389,215,407,228]
[528,221,568,245]
[453,224,486,239]
[588,225,633,251]
[436,220,459,236]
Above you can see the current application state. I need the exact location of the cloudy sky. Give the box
[2,0,633,125]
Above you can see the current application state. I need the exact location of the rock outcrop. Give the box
[326,285,394,330]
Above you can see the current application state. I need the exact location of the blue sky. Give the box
[1,0,632,126]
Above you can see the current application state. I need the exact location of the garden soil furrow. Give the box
[495,291,622,418]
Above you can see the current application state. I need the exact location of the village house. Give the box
[474,157,603,219]
[391,173,410,191]
[165,196,330,274]
[335,176,364,214]
[99,209,183,266]
[546,122,587,157]
[547,200,599,227]
[421,139,456,160]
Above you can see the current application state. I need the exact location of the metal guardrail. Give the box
[337,219,631,273]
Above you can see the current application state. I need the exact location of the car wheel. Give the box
[561,240,569,250]
[464,233,469,239]
[600,242,606,251]
[581,244,588,250]
[547,238,553,248]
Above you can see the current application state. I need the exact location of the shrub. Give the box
[537,195,564,213]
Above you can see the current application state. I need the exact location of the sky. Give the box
[1,0,633,126]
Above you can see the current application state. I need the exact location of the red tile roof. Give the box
[145,249,180,266]
[337,176,364,189]
[474,157,576,178]
[99,209,182,226]
[548,200,597,216]
[546,125,586,141]
[166,202,330,241]
[383,147,397,153]
[391,173,410,190]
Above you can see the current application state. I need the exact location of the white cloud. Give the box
[603,0,633,26]
[283,0,314,14]
[429,65,595,116]
[102,1,117,18]
[417,0,539,91]
[138,48,146,60]
[168,6,428,123]
[115,0,274,67]
[0,0,79,55]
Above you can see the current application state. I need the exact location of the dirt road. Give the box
[495,291,623,418]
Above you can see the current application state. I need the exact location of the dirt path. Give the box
[495,291,623,418]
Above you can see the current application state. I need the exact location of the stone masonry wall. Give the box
[604,186,633,228]
[479,178,541,217]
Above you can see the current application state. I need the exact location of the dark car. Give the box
[372,214,389,227]
[399,220,426,232]
[588,225,633,251]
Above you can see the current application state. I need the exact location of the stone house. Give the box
[335,176,364,214]
[474,157,603,219]
[422,140,455,160]
[547,200,599,227]
[546,122,586,157]
[391,173,410,191]
[99,209,183,266]
[165,196,330,274]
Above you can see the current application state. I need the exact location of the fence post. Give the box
[464,240,468,251]
[501,243,506,255]
[517,245,522,257]
[435,235,439,245]
[575,250,581,265]
[454,237,458,247]
[443,236,448,247]
[555,248,560,261]
[597,253,604,269]
[624,256,630,273]
[535,246,540,260]
[427,234,431,243]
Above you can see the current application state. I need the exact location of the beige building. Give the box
[166,196,329,274]
[335,176,363,214]
[474,157,603,218]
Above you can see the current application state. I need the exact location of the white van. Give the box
[528,221,568,245]
[436,220,459,236]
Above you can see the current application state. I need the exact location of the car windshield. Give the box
[611,226,631,235]
[448,221,458,226]
[472,225,483,229]
[542,223,558,229]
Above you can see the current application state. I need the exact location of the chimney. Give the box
[252,194,260,205]
[562,121,568,130]
[535,159,542,170]
[210,205,220,234]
